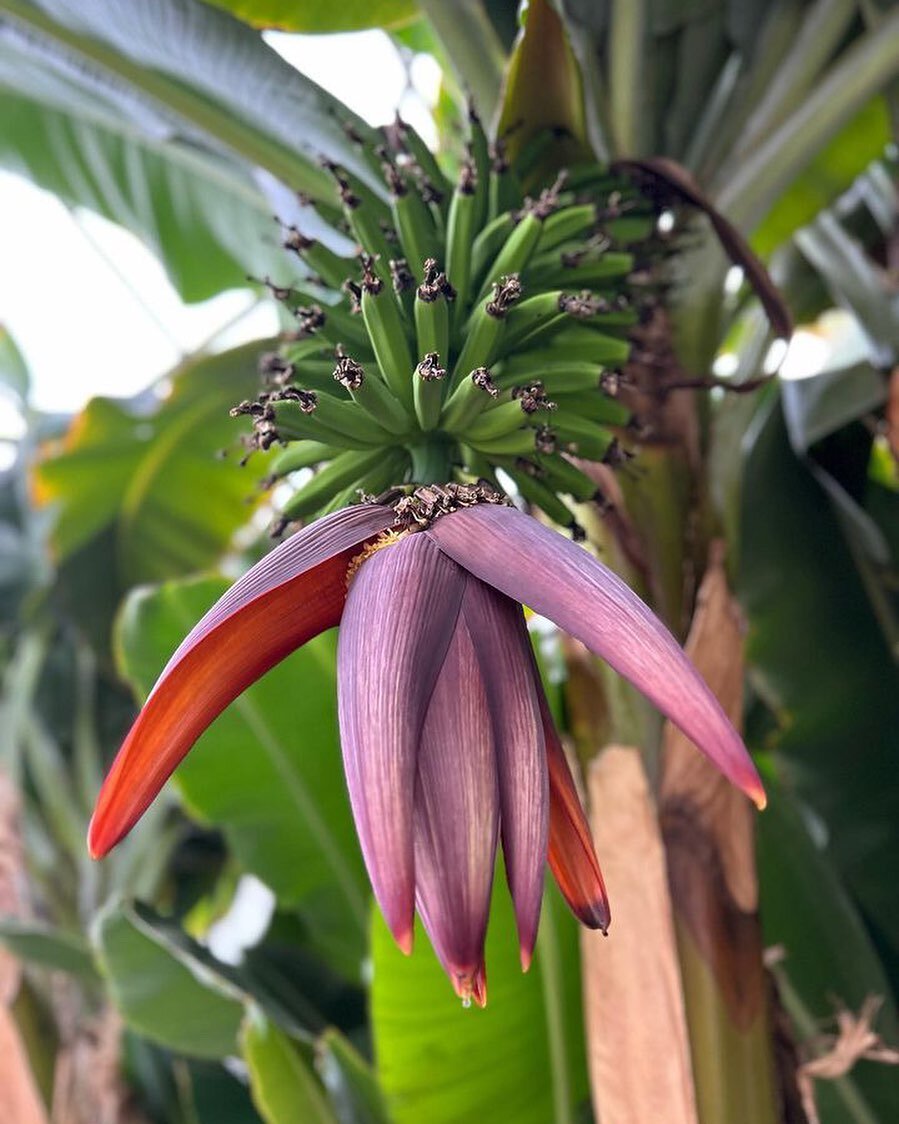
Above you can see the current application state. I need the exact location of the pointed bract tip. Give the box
[394,925,414,956]
[752,785,767,812]
[454,964,488,1008]
[453,972,475,1007]
[472,964,488,1008]
[520,944,533,973]
[87,815,112,860]
[585,903,612,933]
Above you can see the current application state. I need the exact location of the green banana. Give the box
[280,447,394,520]
[504,462,579,530]
[535,204,597,254]
[332,353,410,435]
[281,226,354,290]
[413,351,447,432]
[493,356,604,393]
[552,390,631,427]
[552,417,615,462]
[470,212,516,288]
[393,116,451,212]
[359,256,415,410]
[386,159,441,281]
[445,160,478,323]
[535,454,603,503]
[268,440,342,479]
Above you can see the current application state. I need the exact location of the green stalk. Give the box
[731,0,857,161]
[674,921,779,1124]
[408,442,453,485]
[536,902,575,1124]
[618,448,693,639]
[417,0,506,122]
[690,1,805,182]
[608,0,648,155]
[716,9,899,231]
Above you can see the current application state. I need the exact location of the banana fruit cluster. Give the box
[234,109,661,533]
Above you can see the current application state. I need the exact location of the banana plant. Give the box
[1,1,898,1122]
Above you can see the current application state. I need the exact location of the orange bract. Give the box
[88,550,355,858]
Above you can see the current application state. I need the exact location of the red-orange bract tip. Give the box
[745,775,768,811]
[453,966,487,1008]
[472,967,487,1008]
[87,818,109,861]
[520,946,533,973]
[395,927,414,956]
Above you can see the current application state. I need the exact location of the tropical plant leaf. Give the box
[778,359,887,542]
[318,1029,390,1124]
[715,9,899,232]
[370,878,589,1124]
[750,99,891,259]
[780,362,887,457]
[100,900,356,1061]
[239,912,368,1038]
[740,392,899,960]
[757,783,899,1123]
[242,1012,337,1124]
[0,86,287,303]
[416,0,506,123]
[183,1061,265,1124]
[794,210,899,366]
[0,919,98,980]
[116,576,370,974]
[129,902,335,1037]
[0,0,380,202]
[34,341,272,588]
[203,0,416,33]
[0,326,29,402]
[92,900,244,1058]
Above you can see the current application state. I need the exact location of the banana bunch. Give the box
[234,108,662,534]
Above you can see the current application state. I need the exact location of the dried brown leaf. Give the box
[0,772,48,1123]
[582,745,699,1124]
[659,544,766,1031]
[798,997,899,1124]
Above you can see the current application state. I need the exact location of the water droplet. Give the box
[461,995,472,1009]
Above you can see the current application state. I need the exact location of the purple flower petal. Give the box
[428,506,766,809]
[161,503,394,681]
[414,612,499,1003]
[463,580,547,969]
[89,504,394,859]
[338,533,466,953]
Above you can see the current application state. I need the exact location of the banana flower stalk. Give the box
[89,486,764,1005]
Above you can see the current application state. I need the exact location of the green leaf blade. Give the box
[242,1013,337,1124]
[371,878,589,1124]
[93,901,244,1058]
[204,0,416,33]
